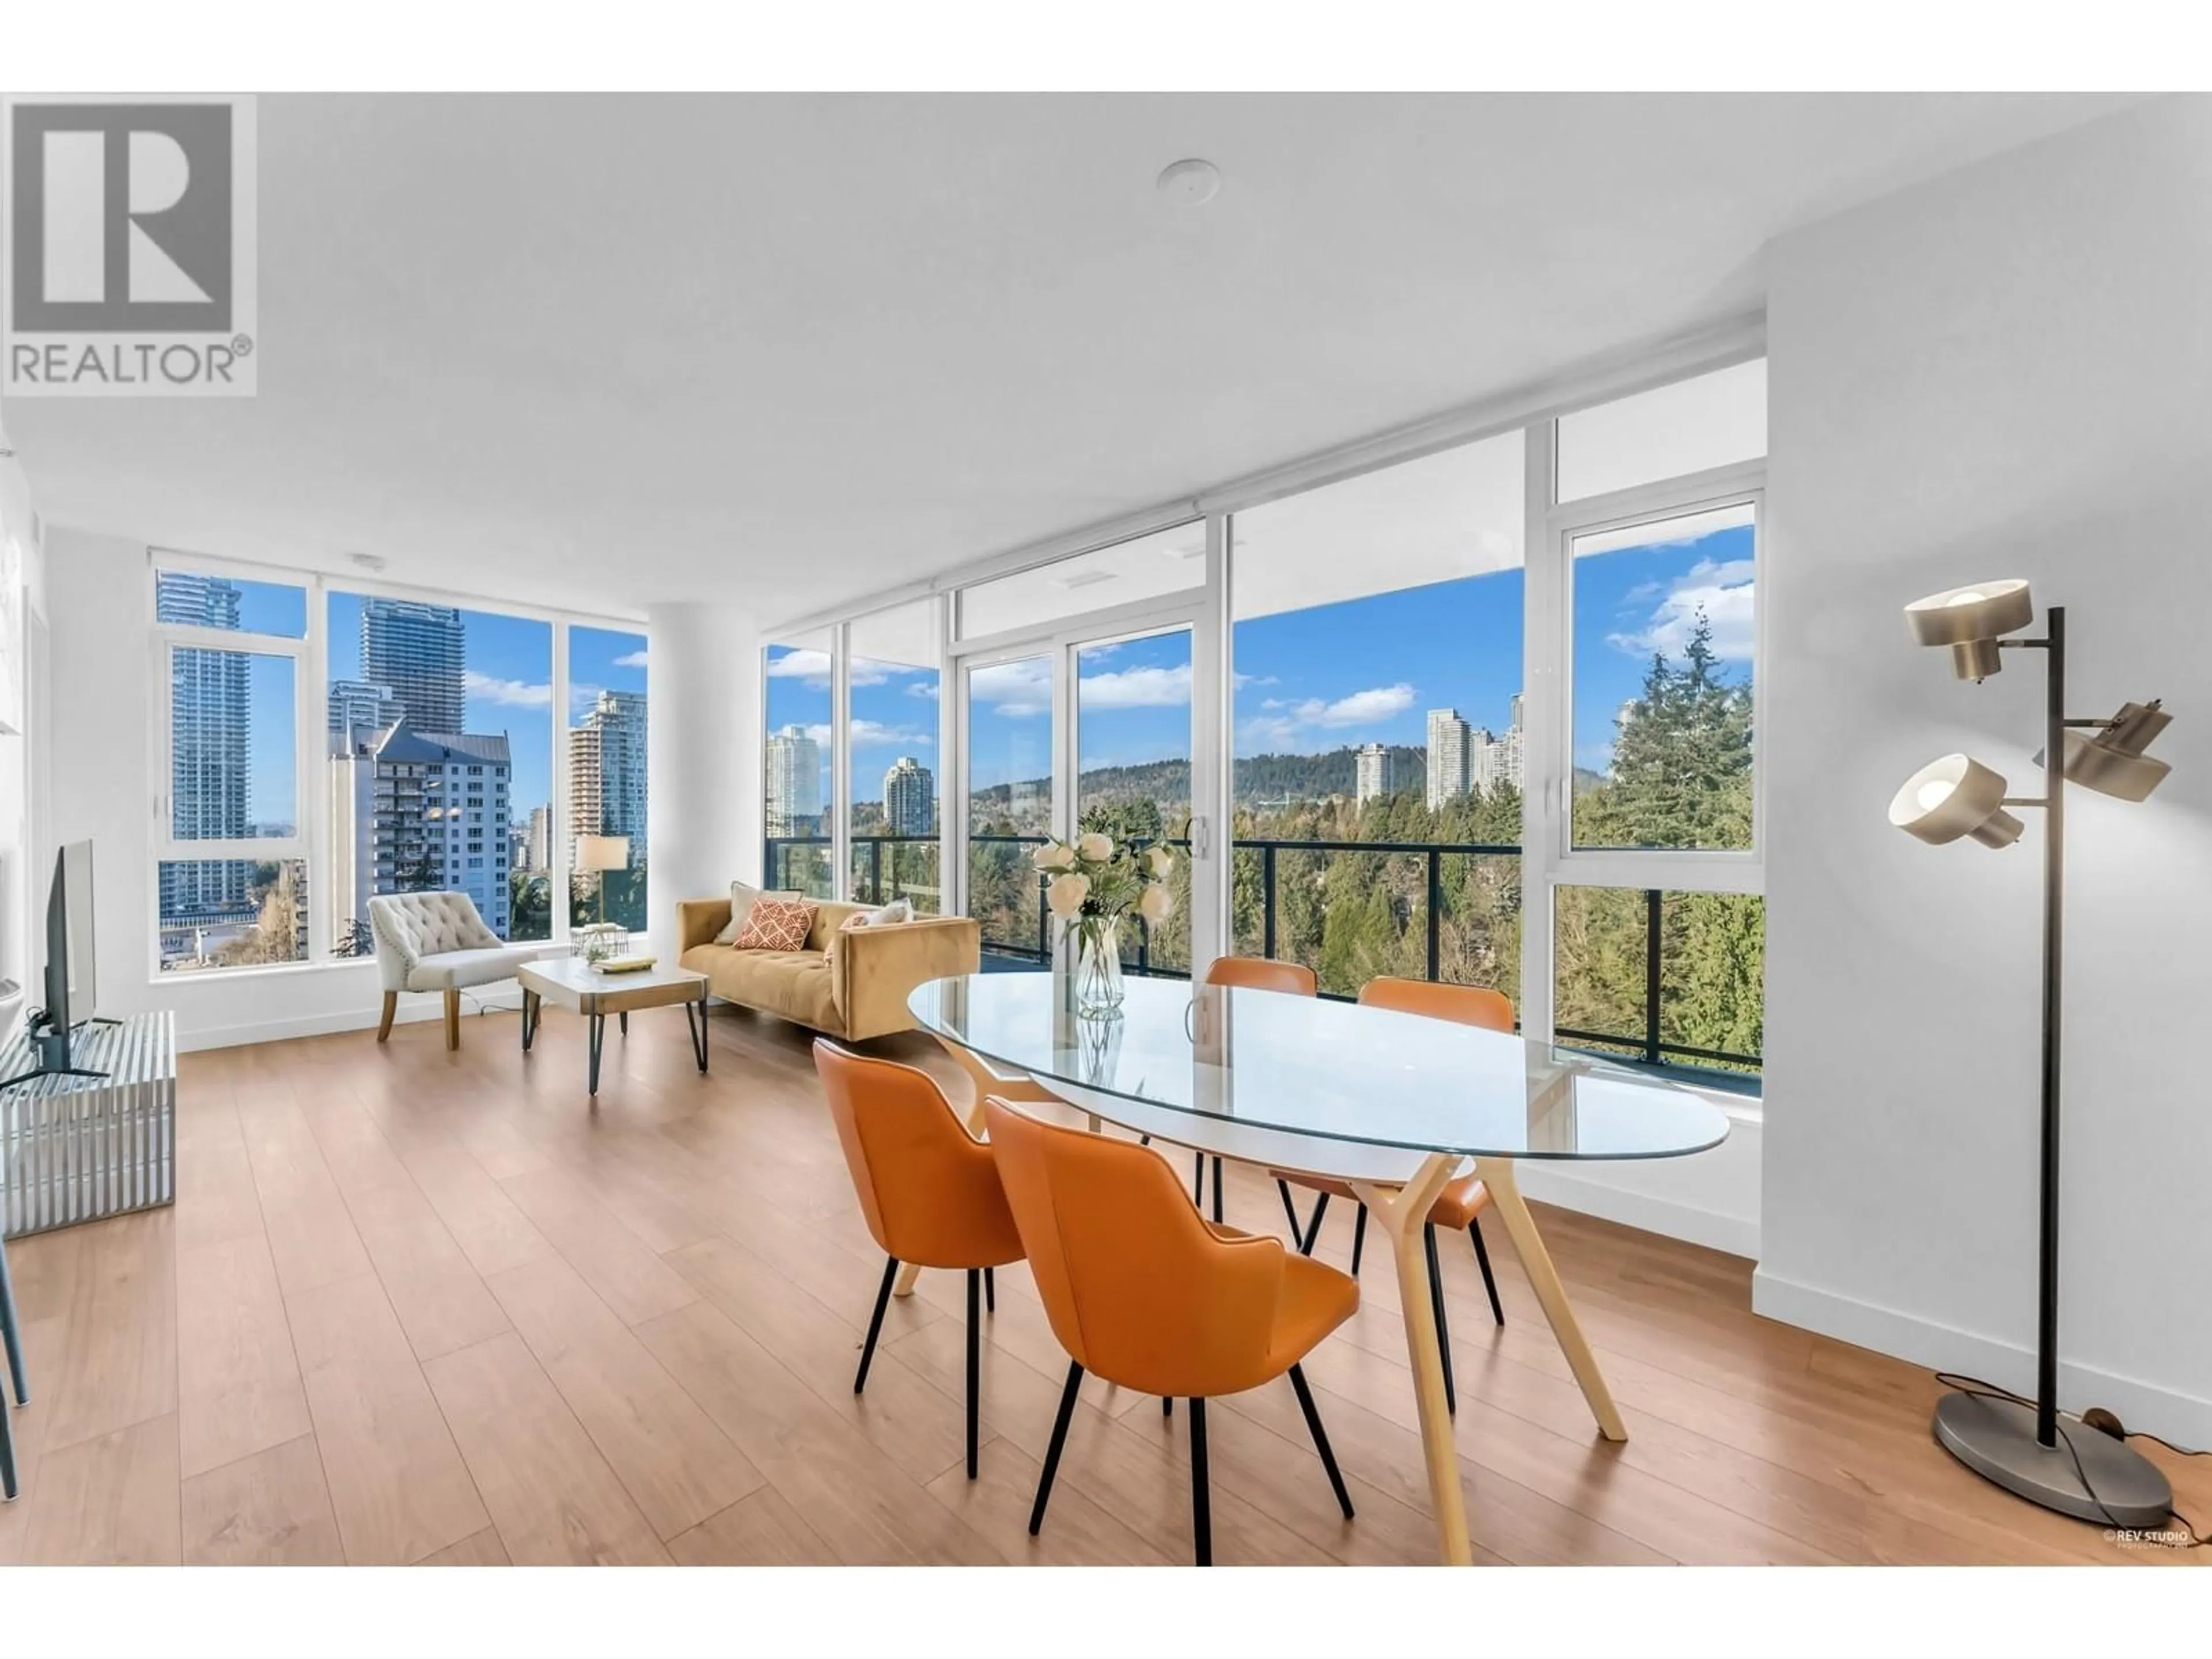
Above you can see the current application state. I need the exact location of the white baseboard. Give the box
[1753,1266,2212,1449]
[1515,1161,1760,1259]
[174,986,528,1052]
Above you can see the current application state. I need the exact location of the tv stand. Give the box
[0,1018,109,1092]
[1,1012,174,1236]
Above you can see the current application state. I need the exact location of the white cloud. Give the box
[767,647,892,689]
[800,719,933,749]
[1608,558,1756,662]
[1299,683,1418,728]
[613,648,648,668]
[907,680,940,700]
[465,670,552,710]
[969,657,1052,717]
[567,681,606,717]
[1077,662,1191,710]
[1235,681,1418,753]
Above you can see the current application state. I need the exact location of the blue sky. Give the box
[221,581,645,831]
[765,520,1753,812]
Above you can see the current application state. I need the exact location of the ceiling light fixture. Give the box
[1156,158,1222,205]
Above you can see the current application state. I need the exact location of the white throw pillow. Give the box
[843,899,914,929]
[713,880,802,945]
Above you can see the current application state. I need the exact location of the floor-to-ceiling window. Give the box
[328,592,550,944]
[1228,432,1525,1003]
[150,554,642,975]
[759,351,1764,1091]
[762,630,836,899]
[1539,358,1766,1081]
[846,599,942,914]
[569,625,650,932]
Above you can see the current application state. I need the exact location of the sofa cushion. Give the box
[684,943,839,1031]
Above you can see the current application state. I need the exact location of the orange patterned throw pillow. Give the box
[733,895,816,952]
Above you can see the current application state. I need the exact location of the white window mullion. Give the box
[830,621,851,902]
[551,619,571,948]
[1520,418,1561,1046]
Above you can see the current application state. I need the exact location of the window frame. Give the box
[146,550,647,982]
[757,335,1766,1096]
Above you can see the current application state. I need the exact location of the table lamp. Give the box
[575,834,629,927]
[1889,581,2177,1529]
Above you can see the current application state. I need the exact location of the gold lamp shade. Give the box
[1889,753,2024,848]
[1904,579,2035,681]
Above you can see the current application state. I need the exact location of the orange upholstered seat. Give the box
[1176,957,1320,1222]
[984,1095,1357,1564]
[813,1039,1025,1480]
[1274,976,1514,1417]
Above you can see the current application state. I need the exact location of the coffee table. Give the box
[517,957,710,1094]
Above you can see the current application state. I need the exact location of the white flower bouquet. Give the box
[1031,831,1176,1015]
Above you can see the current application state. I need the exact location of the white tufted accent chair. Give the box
[368,890,540,1050]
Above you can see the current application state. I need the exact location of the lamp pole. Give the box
[2035,605,2063,1449]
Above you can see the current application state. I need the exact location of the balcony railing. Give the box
[764,832,1760,1090]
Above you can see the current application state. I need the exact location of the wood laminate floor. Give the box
[0,1000,2201,1566]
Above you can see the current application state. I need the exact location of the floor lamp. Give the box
[1888,579,2177,1528]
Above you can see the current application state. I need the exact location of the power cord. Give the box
[1936,1372,2207,1550]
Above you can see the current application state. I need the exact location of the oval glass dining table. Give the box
[908,970,1731,1566]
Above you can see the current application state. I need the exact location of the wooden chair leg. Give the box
[376,991,397,1042]
[443,988,461,1051]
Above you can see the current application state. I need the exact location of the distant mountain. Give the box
[968,745,1435,811]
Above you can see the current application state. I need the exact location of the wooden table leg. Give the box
[1473,1157,1626,1442]
[1351,1153,1473,1566]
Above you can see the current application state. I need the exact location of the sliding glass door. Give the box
[950,595,1218,974]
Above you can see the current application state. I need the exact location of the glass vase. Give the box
[1071,916,1126,1018]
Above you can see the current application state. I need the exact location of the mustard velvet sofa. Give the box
[675,896,980,1041]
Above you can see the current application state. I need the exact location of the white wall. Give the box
[1759,95,2212,1443]
[645,601,762,909]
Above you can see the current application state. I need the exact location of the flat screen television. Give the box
[45,839,98,1041]
[4,840,102,1088]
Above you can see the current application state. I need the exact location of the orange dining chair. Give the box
[983,1095,1358,1565]
[1191,956,1319,1224]
[813,1039,1027,1480]
[1278,976,1512,1417]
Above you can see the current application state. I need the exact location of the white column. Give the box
[646,603,760,944]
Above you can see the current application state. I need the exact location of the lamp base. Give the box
[1933,1391,2173,1529]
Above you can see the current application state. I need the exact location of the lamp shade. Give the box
[1904,579,2034,681]
[1889,753,2024,848]
[2030,698,2175,804]
[575,834,630,874]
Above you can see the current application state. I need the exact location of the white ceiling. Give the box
[7,92,2142,622]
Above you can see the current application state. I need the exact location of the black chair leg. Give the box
[1349,1204,1368,1278]
[1188,1396,1212,1566]
[1277,1178,1303,1237]
[1030,1361,1084,1535]
[1423,1224,1456,1416]
[984,1266,996,1315]
[1191,1152,1206,1207]
[1298,1192,1331,1256]
[965,1268,981,1479]
[0,1233,26,1406]
[1288,1363,1354,1519]
[1162,1396,1173,1418]
[1469,1219,1505,1326]
[1211,1158,1224,1225]
[854,1253,897,1393]
[0,1377,14,1502]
